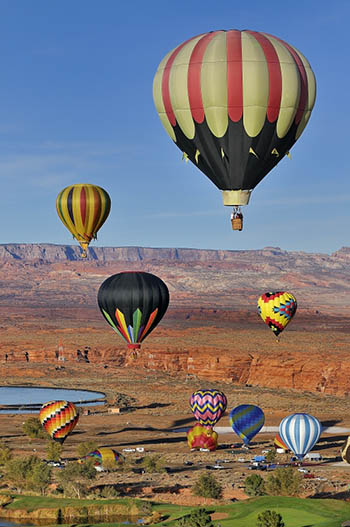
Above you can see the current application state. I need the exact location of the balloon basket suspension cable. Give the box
[231,206,243,231]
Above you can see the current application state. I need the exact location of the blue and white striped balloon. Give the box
[279,413,321,461]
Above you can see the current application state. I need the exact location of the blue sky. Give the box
[0,0,348,253]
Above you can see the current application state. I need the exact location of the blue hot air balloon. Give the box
[229,404,265,445]
[279,413,321,461]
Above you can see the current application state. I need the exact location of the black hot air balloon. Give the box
[97,272,169,349]
[153,29,316,230]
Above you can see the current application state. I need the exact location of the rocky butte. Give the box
[0,243,349,396]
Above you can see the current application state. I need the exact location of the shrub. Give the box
[56,460,96,498]
[265,450,276,463]
[46,441,63,462]
[175,508,213,526]
[256,509,285,527]
[192,472,222,499]
[265,467,303,497]
[141,455,166,473]
[5,455,51,494]
[0,442,12,465]
[76,440,99,458]
[245,473,266,496]
[22,417,48,439]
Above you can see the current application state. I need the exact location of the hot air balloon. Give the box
[279,413,321,461]
[187,423,218,451]
[258,291,297,338]
[56,183,111,258]
[97,272,169,350]
[229,404,265,445]
[274,433,289,451]
[78,447,124,467]
[189,389,227,427]
[153,30,316,230]
[39,400,79,444]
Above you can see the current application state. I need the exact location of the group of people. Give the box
[4,351,29,362]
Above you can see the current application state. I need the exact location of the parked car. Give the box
[212,464,225,469]
[298,468,309,473]
[47,461,64,468]
[304,473,315,479]
[184,460,193,466]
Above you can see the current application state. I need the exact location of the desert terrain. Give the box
[0,243,349,504]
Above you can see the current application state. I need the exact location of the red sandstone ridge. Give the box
[0,243,349,396]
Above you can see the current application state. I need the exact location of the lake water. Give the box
[0,386,105,413]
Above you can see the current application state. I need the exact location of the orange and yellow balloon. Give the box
[39,400,79,444]
[258,291,297,338]
[56,183,111,258]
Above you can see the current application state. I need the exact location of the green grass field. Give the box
[2,495,350,526]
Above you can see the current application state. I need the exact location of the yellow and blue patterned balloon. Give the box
[258,291,297,337]
[229,404,265,445]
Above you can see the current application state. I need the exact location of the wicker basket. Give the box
[231,218,243,231]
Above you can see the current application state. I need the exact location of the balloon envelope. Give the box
[153,30,316,207]
[39,400,79,444]
[189,389,227,427]
[258,291,297,337]
[56,183,111,257]
[279,413,321,460]
[274,433,289,451]
[229,404,265,445]
[79,447,123,466]
[187,423,218,451]
[97,271,169,349]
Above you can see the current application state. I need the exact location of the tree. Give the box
[22,417,48,439]
[245,474,266,496]
[265,467,303,497]
[192,472,222,499]
[76,440,99,458]
[256,509,285,527]
[141,455,166,473]
[56,460,96,498]
[46,441,63,462]
[4,455,51,494]
[175,508,213,527]
[265,450,276,464]
[0,442,12,465]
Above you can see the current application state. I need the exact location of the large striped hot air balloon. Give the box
[39,400,79,444]
[279,413,321,461]
[78,447,124,467]
[187,423,218,451]
[189,389,227,427]
[97,272,169,350]
[258,291,297,338]
[153,30,316,229]
[229,404,265,445]
[56,183,111,258]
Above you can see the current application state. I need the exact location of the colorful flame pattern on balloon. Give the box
[39,400,79,444]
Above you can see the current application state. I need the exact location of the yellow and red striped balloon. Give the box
[153,30,316,212]
[39,400,79,444]
[56,183,111,257]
